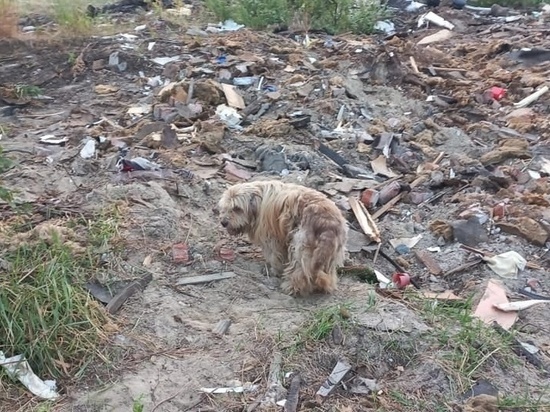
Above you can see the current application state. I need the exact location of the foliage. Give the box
[205,0,389,34]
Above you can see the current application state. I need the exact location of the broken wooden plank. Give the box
[414,250,443,275]
[176,272,236,286]
[316,359,352,398]
[348,196,381,243]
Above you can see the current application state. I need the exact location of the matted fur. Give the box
[218,180,348,296]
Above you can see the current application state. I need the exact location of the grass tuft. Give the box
[0,0,19,38]
[0,146,14,204]
[0,236,109,380]
[0,206,122,387]
[51,0,94,36]
[418,297,516,391]
[296,304,352,344]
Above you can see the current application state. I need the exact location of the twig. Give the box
[373,242,381,265]
[443,258,483,277]
[151,388,186,412]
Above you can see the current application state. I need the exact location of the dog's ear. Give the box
[248,193,261,216]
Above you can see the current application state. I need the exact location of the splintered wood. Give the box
[348,196,381,243]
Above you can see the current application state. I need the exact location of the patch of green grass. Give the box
[86,205,123,250]
[15,84,42,99]
[0,146,13,204]
[279,304,353,356]
[204,0,389,35]
[0,207,122,385]
[387,391,450,412]
[498,392,550,411]
[132,394,145,412]
[50,0,93,35]
[300,304,352,342]
[418,297,516,389]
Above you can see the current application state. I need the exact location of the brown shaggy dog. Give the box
[218,180,348,296]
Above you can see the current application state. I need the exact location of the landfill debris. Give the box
[105,273,153,314]
[4,3,550,409]
[389,234,422,251]
[80,139,96,159]
[176,272,236,286]
[212,319,232,335]
[258,352,287,407]
[493,299,550,312]
[392,272,411,289]
[0,352,59,400]
[514,86,549,108]
[200,381,258,394]
[348,196,381,243]
[316,360,352,397]
[418,11,455,30]
[283,374,301,412]
[349,377,380,395]
[473,279,518,330]
[482,251,526,279]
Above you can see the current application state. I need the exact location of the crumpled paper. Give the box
[0,352,59,400]
[483,251,527,278]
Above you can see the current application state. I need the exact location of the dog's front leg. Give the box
[261,239,286,277]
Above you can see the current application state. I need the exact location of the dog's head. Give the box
[218,183,262,236]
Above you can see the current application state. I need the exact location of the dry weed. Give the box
[0,0,19,38]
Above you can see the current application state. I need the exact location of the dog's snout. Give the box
[221,218,229,228]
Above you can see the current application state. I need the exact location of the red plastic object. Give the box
[490,86,506,101]
[392,272,411,289]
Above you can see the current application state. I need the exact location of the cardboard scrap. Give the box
[473,279,518,330]
[221,83,246,109]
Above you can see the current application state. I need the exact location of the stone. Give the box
[497,217,549,246]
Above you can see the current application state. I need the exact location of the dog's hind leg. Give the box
[309,230,343,294]
[280,231,317,296]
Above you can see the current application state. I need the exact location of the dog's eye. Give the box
[233,207,243,213]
